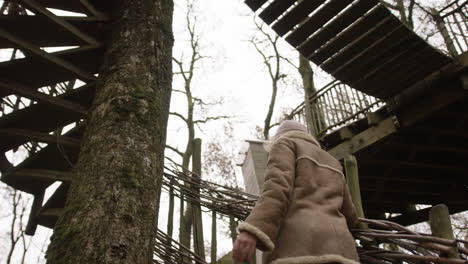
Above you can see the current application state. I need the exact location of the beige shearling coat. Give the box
[238,131,360,264]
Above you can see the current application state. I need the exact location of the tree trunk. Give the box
[45,0,173,263]
[298,54,325,137]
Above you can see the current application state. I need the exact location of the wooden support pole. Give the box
[229,215,238,245]
[429,204,460,259]
[192,138,205,260]
[25,190,45,235]
[344,155,368,230]
[167,182,174,239]
[211,204,217,264]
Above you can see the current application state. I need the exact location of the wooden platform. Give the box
[245,0,452,99]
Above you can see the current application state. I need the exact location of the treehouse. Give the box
[0,0,467,263]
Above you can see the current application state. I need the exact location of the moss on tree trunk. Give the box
[45,0,173,263]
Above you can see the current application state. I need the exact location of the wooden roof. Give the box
[245,0,453,99]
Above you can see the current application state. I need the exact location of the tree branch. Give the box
[169,112,188,124]
[165,145,184,158]
[194,115,232,124]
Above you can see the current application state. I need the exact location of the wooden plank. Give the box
[14,169,73,182]
[0,79,88,116]
[335,34,420,83]
[0,128,81,149]
[329,116,399,160]
[285,0,353,47]
[259,0,295,25]
[298,0,379,57]
[79,0,109,20]
[0,15,106,48]
[0,46,104,97]
[271,0,326,36]
[320,17,401,73]
[0,28,97,81]
[35,0,91,14]
[309,6,391,65]
[19,0,100,46]
[322,24,409,77]
[245,0,268,12]
[351,41,430,95]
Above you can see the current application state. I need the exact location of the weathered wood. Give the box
[329,116,399,160]
[0,28,97,81]
[211,205,217,264]
[19,0,101,46]
[344,155,368,230]
[79,0,109,20]
[0,128,82,148]
[0,79,88,116]
[167,183,174,238]
[14,169,73,182]
[429,204,460,259]
[338,127,354,141]
[25,190,45,235]
[192,138,205,260]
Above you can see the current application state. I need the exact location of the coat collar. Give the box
[276,131,321,149]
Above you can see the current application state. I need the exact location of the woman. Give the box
[233,120,360,264]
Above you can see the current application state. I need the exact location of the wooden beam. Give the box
[398,80,467,128]
[429,204,460,259]
[0,79,88,116]
[329,116,399,160]
[0,128,81,148]
[362,159,466,173]
[0,28,97,81]
[25,190,45,235]
[19,0,101,46]
[390,206,467,227]
[344,155,368,230]
[383,142,468,154]
[79,0,109,20]
[14,169,73,183]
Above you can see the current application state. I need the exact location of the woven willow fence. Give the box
[157,162,467,264]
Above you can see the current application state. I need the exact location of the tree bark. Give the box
[45,0,173,263]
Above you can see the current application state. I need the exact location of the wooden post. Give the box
[211,204,217,264]
[344,155,368,230]
[165,183,174,264]
[429,204,460,259]
[25,190,45,235]
[229,215,238,245]
[167,181,174,238]
[192,138,205,260]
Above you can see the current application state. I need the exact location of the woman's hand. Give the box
[232,231,257,262]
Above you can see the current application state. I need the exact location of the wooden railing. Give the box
[433,0,468,56]
[288,80,384,138]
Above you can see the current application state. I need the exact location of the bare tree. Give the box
[250,19,295,140]
[168,0,230,255]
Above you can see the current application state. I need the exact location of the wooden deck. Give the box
[246,0,453,99]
